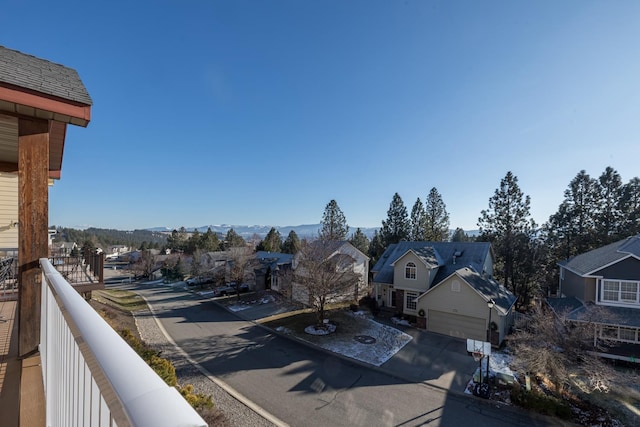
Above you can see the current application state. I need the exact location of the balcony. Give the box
[0,259,206,426]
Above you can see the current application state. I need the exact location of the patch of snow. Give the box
[391,317,411,326]
[228,304,251,312]
[198,290,214,297]
[305,320,412,366]
[259,295,275,304]
[349,310,369,318]
[275,326,291,334]
[305,324,337,335]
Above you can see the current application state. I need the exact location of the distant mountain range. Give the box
[146,224,380,239]
[146,224,480,240]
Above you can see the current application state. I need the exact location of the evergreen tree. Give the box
[224,228,246,249]
[595,166,623,244]
[478,171,537,308]
[409,198,426,241]
[451,228,470,242]
[167,227,188,252]
[200,227,221,252]
[282,230,301,254]
[349,228,370,255]
[424,187,450,241]
[619,177,640,236]
[546,170,598,259]
[259,227,283,252]
[319,199,349,241]
[368,230,386,266]
[381,193,409,246]
[185,229,201,254]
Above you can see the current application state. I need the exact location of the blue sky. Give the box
[2,1,639,231]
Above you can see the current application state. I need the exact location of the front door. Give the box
[390,290,396,308]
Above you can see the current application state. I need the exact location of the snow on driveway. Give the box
[291,311,413,367]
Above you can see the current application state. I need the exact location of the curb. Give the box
[137,289,290,427]
[213,298,453,394]
[210,297,561,425]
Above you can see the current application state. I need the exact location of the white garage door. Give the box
[428,310,485,341]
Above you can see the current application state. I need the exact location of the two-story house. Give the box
[551,235,640,363]
[372,241,515,346]
[291,240,369,307]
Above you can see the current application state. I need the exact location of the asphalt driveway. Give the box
[214,291,478,395]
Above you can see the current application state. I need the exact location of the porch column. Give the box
[18,118,49,357]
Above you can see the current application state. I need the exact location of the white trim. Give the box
[597,278,640,308]
[405,261,417,280]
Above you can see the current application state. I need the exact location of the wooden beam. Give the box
[0,161,18,173]
[18,118,49,357]
[0,83,91,126]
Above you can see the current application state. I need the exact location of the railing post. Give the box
[39,258,206,427]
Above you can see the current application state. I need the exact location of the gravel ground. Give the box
[133,307,276,427]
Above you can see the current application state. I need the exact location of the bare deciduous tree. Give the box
[228,247,255,300]
[130,249,156,280]
[293,239,360,326]
[511,303,620,394]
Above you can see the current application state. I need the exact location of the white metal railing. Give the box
[40,258,207,427]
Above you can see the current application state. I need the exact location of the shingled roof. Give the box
[372,241,492,286]
[559,234,640,276]
[0,45,92,105]
[426,266,516,314]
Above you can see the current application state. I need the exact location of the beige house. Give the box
[372,241,516,346]
[0,171,18,254]
[292,240,369,307]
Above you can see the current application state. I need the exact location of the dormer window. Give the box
[405,262,416,280]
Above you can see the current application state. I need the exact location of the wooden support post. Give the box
[18,118,49,357]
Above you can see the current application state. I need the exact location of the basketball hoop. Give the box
[472,351,483,362]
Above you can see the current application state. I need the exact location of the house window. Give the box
[406,292,418,311]
[601,279,640,304]
[620,281,638,303]
[602,280,620,302]
[405,262,416,280]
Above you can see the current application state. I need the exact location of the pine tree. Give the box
[409,198,426,241]
[595,166,623,244]
[619,177,640,236]
[349,228,370,255]
[546,170,599,259]
[478,171,537,307]
[381,193,409,246]
[368,230,386,266]
[451,228,470,242]
[282,230,301,254]
[259,227,283,252]
[224,228,246,249]
[185,229,201,254]
[200,227,221,252]
[424,187,450,241]
[319,200,349,241]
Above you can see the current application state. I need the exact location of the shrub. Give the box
[178,384,213,410]
[510,384,572,419]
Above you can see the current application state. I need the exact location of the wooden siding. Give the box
[0,172,18,250]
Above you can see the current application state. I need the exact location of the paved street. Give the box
[134,284,560,426]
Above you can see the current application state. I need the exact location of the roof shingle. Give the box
[0,45,92,105]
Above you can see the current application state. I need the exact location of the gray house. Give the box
[552,235,640,362]
[372,241,515,345]
[254,251,293,292]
